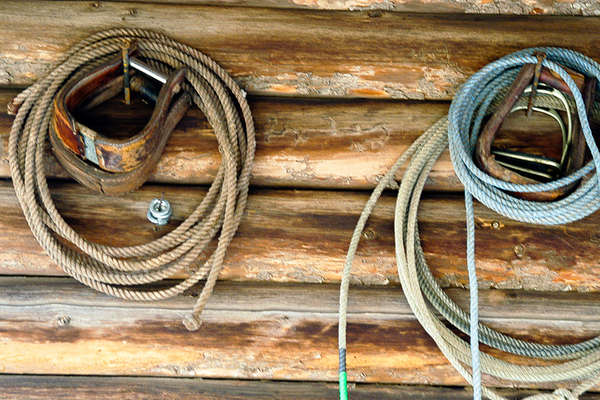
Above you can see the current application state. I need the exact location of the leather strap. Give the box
[52,52,186,173]
[50,56,191,194]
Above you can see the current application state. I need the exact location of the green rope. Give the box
[339,371,348,400]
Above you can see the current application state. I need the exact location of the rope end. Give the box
[339,371,348,400]
[182,314,202,331]
[339,347,348,400]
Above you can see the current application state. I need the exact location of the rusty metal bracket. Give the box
[526,52,546,117]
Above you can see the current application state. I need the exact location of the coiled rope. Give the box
[339,48,600,400]
[8,28,255,331]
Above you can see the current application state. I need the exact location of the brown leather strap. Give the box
[50,56,191,194]
[539,65,585,95]
[475,63,594,201]
[52,52,186,173]
[565,76,596,174]
[50,92,190,194]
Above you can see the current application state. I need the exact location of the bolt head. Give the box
[147,198,172,226]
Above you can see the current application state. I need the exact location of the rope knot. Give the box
[552,388,578,400]
[182,314,202,331]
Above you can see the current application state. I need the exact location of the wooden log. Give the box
[0,278,599,386]
[2,2,600,99]
[0,89,568,191]
[90,0,600,16]
[3,375,600,400]
[2,181,600,292]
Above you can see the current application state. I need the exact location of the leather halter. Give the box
[50,51,191,194]
[475,63,596,201]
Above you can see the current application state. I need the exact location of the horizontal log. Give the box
[3,376,600,400]
[0,278,599,387]
[0,89,568,191]
[2,2,600,99]
[2,181,600,291]
[94,0,600,15]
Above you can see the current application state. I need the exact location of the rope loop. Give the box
[339,47,600,400]
[8,28,255,330]
[449,48,600,225]
[552,388,578,400]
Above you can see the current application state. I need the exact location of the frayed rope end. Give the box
[182,314,202,331]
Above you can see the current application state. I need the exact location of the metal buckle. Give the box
[491,84,572,182]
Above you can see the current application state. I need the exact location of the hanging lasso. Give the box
[339,48,600,400]
[8,28,255,331]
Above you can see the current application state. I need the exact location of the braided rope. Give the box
[339,48,600,399]
[8,28,255,330]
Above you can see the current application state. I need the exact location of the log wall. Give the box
[1,1,600,397]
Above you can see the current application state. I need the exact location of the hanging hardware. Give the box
[147,196,173,226]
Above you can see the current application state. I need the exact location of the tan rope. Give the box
[8,28,255,331]
[339,93,600,399]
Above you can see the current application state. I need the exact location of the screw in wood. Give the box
[147,197,172,227]
[56,315,71,327]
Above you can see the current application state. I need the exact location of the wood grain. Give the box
[0,90,570,191]
[2,181,600,291]
[3,375,600,400]
[0,278,599,386]
[93,0,600,15]
[2,2,600,99]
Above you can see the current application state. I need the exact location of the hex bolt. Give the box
[147,197,172,226]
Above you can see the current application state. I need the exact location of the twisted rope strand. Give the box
[339,47,600,400]
[8,28,255,330]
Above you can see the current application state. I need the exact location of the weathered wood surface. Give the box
[95,0,600,15]
[2,2,600,99]
[3,376,600,400]
[0,277,599,386]
[2,181,600,291]
[0,89,570,191]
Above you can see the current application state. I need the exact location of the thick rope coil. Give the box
[339,48,600,400]
[8,28,255,330]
